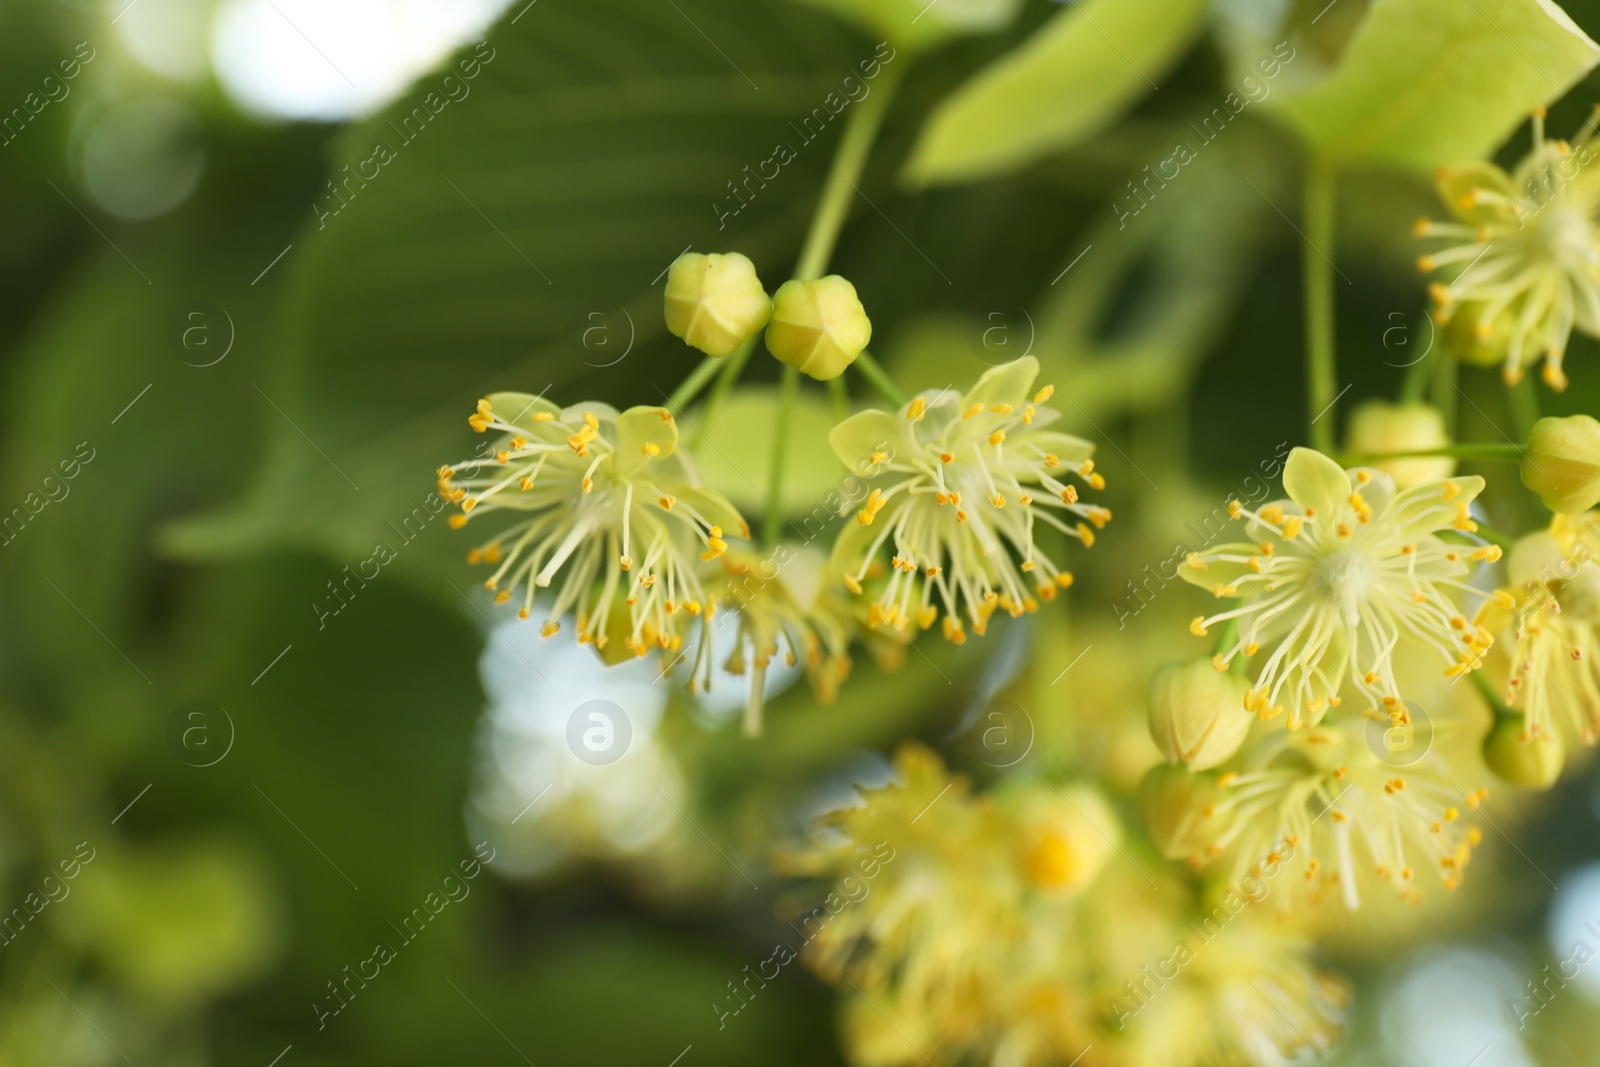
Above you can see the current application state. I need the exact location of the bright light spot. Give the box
[1547,861,1600,1000]
[1380,945,1534,1067]
[78,98,205,220]
[211,0,508,121]
[469,619,683,878]
[114,0,212,81]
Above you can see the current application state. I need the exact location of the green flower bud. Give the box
[1137,764,1221,861]
[1521,415,1600,514]
[765,275,871,380]
[1482,715,1564,790]
[663,252,772,358]
[1148,659,1253,771]
[1345,400,1454,489]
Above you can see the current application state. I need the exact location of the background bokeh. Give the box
[6,0,1600,1063]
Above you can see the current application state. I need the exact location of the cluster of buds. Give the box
[663,251,872,380]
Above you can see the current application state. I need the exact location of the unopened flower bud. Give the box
[1522,414,1600,514]
[1345,400,1454,488]
[1138,764,1221,861]
[1482,715,1564,790]
[663,251,772,357]
[1148,659,1253,771]
[765,275,871,380]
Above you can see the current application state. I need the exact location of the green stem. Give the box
[758,59,906,546]
[1304,162,1339,454]
[1508,376,1540,441]
[665,353,723,412]
[1341,443,1524,464]
[1397,316,1434,404]
[1212,617,1240,660]
[1473,524,1515,551]
[854,351,906,407]
[828,376,850,422]
[1469,670,1513,717]
[697,333,760,432]
[763,364,799,545]
[1431,349,1458,437]
[793,61,904,283]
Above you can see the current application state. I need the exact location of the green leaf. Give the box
[1270,0,1600,172]
[903,0,1210,186]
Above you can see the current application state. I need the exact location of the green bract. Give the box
[1269,0,1600,171]
[907,0,1209,185]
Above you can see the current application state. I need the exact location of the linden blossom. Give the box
[1416,105,1600,390]
[1182,448,1500,730]
[1495,512,1600,751]
[440,393,748,657]
[828,356,1108,643]
[713,839,894,1031]
[1109,837,1296,1029]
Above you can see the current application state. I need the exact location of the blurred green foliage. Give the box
[6,0,1600,1063]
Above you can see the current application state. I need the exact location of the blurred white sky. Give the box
[114,0,513,120]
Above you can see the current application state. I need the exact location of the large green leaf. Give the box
[1270,0,1600,171]
[163,0,866,571]
[903,0,1210,186]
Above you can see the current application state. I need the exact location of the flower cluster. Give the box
[436,256,1110,737]
[783,744,1347,1067]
